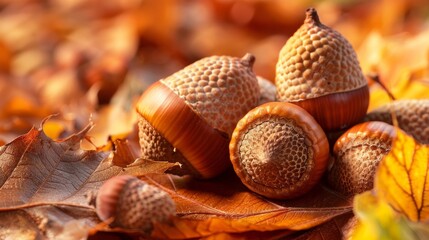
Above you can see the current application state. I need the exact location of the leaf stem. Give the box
[0,202,94,212]
[367,73,396,101]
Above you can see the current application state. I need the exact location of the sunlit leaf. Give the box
[374,130,429,221]
[351,191,423,240]
[0,121,177,238]
[142,172,353,239]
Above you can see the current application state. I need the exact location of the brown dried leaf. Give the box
[289,212,356,240]
[0,121,176,238]
[0,123,114,206]
[143,172,352,239]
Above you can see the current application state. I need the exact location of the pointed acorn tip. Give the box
[241,53,255,68]
[305,7,321,25]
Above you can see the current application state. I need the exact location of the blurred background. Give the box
[0,0,428,146]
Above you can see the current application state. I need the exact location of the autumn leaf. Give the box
[0,121,177,238]
[374,130,429,221]
[288,212,355,240]
[138,172,353,239]
[351,191,424,240]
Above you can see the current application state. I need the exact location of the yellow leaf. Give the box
[374,130,429,221]
[351,191,419,240]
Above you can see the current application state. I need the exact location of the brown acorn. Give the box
[230,102,329,199]
[327,121,396,196]
[276,8,369,131]
[95,175,176,233]
[257,76,276,105]
[136,54,260,179]
[364,99,429,144]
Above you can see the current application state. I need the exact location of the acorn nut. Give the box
[276,8,369,131]
[229,102,330,199]
[327,121,396,196]
[95,175,176,233]
[136,54,260,179]
[256,76,276,105]
[364,99,429,144]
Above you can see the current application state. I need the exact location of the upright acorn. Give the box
[276,8,369,131]
[137,54,260,179]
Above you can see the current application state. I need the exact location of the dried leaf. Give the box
[289,212,355,240]
[0,123,113,206]
[374,130,429,221]
[145,172,352,239]
[0,121,177,238]
[351,191,423,240]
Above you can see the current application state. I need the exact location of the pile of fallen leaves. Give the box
[1,0,429,239]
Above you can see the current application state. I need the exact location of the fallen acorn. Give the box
[327,121,396,196]
[364,99,429,144]
[230,102,329,199]
[136,54,260,179]
[95,175,176,233]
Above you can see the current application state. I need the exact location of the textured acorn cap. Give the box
[364,99,429,144]
[230,102,329,199]
[327,122,396,196]
[275,8,369,131]
[257,76,276,105]
[96,175,176,233]
[276,8,367,101]
[161,54,260,136]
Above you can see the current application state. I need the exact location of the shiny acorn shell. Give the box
[137,54,260,179]
[230,102,329,199]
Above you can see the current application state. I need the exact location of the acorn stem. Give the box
[305,8,321,26]
[240,53,255,68]
[367,73,396,101]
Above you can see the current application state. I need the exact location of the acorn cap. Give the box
[276,8,367,101]
[327,121,396,196]
[230,102,329,199]
[256,76,276,105]
[364,99,429,144]
[161,53,259,136]
[275,8,369,131]
[96,175,176,233]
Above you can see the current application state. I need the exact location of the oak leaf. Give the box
[374,130,429,221]
[0,121,176,239]
[351,191,425,240]
[143,172,353,239]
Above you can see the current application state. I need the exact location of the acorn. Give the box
[95,175,176,233]
[256,76,276,105]
[364,99,429,144]
[229,102,329,199]
[136,54,260,179]
[327,121,396,196]
[276,8,369,131]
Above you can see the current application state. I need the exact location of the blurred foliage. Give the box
[0,0,428,143]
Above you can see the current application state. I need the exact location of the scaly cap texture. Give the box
[364,99,429,144]
[161,54,260,136]
[276,8,367,102]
